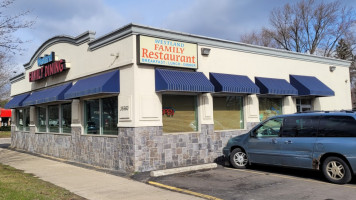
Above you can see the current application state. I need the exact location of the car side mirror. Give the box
[250,131,256,138]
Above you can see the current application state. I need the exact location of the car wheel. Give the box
[322,156,352,184]
[230,148,248,169]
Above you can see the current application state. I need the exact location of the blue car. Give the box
[223,111,356,184]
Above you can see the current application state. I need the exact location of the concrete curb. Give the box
[150,163,218,177]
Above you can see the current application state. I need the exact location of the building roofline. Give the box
[88,23,351,67]
[24,23,351,70]
[24,31,96,70]
[10,72,25,84]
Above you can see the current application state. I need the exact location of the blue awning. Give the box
[290,75,334,96]
[255,77,298,95]
[22,83,72,106]
[5,93,30,109]
[209,72,260,94]
[155,69,214,92]
[64,70,120,99]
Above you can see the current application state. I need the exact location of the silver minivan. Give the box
[223,111,356,184]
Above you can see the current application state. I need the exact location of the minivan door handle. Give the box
[272,138,278,144]
[284,140,293,144]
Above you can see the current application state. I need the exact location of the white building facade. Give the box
[7,24,351,172]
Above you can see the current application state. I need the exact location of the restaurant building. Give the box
[6,24,351,172]
[0,108,12,127]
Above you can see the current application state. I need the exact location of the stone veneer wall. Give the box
[11,122,258,173]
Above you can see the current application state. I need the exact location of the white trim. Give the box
[71,124,82,127]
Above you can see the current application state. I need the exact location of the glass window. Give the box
[213,96,244,130]
[84,97,118,135]
[259,98,282,121]
[23,108,30,131]
[48,105,59,133]
[85,99,100,134]
[17,109,24,131]
[16,108,30,131]
[254,118,283,137]
[36,104,71,133]
[319,116,356,137]
[61,103,71,133]
[281,117,319,137]
[162,95,197,133]
[37,106,47,132]
[102,97,118,135]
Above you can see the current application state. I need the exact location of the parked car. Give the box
[223,111,356,184]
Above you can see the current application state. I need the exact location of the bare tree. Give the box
[0,0,34,101]
[0,0,34,55]
[240,28,279,49]
[241,0,356,57]
[0,53,10,99]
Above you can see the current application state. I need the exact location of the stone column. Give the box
[71,99,80,125]
[30,106,36,125]
[282,96,297,114]
[70,99,81,161]
[29,106,36,134]
[11,109,16,130]
[245,95,260,123]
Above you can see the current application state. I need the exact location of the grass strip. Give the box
[0,163,86,200]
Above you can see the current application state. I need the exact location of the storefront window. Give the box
[17,109,23,131]
[48,105,59,132]
[213,96,244,130]
[84,97,118,135]
[36,104,71,133]
[61,103,71,133]
[102,97,118,135]
[259,97,282,121]
[85,99,99,134]
[37,106,47,132]
[162,95,198,133]
[17,108,30,131]
[23,108,30,131]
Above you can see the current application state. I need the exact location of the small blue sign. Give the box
[37,52,55,66]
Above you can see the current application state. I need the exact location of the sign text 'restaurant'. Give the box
[139,36,198,69]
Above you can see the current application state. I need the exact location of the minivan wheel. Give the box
[230,148,248,169]
[322,156,352,184]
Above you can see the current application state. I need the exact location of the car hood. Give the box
[226,132,250,147]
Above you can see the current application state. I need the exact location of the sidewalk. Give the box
[0,138,202,200]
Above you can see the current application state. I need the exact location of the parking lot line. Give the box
[224,167,356,189]
[148,181,222,200]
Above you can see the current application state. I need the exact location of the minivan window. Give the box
[254,118,283,137]
[281,117,319,137]
[319,116,356,137]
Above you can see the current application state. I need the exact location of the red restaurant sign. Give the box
[0,108,11,118]
[29,52,67,82]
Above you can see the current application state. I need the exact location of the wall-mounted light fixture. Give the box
[201,48,211,56]
[110,53,119,58]
[329,66,336,72]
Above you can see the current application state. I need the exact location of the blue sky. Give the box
[8,0,356,73]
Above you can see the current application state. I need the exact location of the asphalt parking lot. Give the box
[146,164,356,200]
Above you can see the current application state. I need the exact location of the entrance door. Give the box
[296,99,313,112]
[300,105,312,112]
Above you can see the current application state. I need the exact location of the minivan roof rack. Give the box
[295,110,326,114]
[295,110,356,114]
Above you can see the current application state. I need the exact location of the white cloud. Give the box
[10,0,126,67]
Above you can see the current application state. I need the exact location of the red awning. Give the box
[0,108,12,118]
